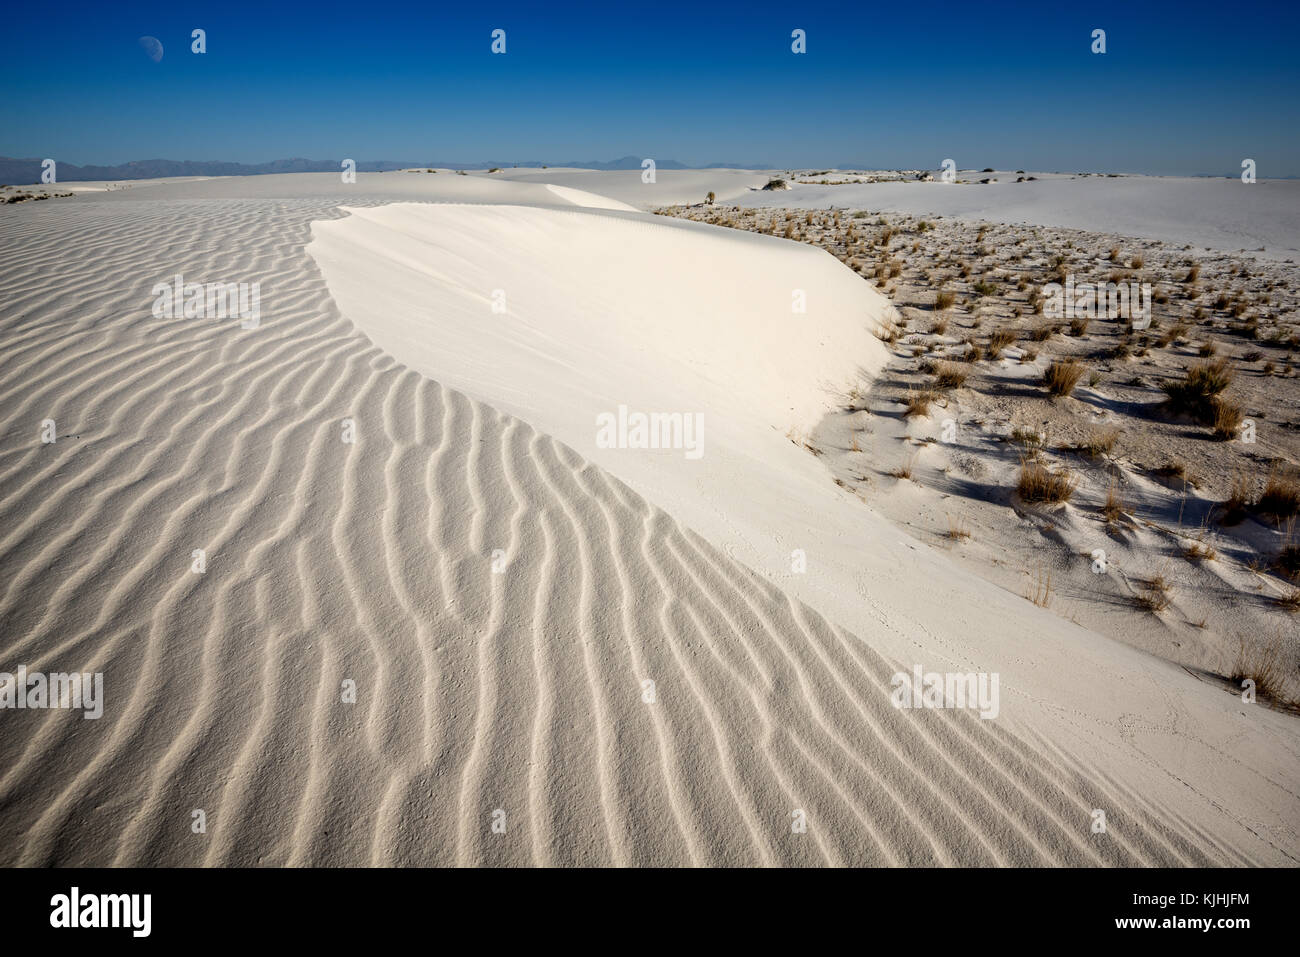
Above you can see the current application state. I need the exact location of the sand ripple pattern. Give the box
[0,199,1240,865]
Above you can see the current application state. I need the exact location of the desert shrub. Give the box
[934,363,969,389]
[1078,426,1119,457]
[1257,469,1300,521]
[1044,359,1086,396]
[1101,482,1127,524]
[1210,398,1243,440]
[1016,458,1077,503]
[987,328,1016,358]
[1161,358,1234,422]
[903,388,941,417]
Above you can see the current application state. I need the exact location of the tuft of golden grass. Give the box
[1101,482,1127,524]
[890,454,918,480]
[1210,398,1243,440]
[1257,468,1300,522]
[1024,569,1052,607]
[987,328,1016,358]
[1017,458,1077,504]
[1135,576,1171,613]
[1043,359,1086,397]
[1274,543,1300,582]
[933,362,969,390]
[1161,358,1234,421]
[946,514,971,540]
[1219,472,1253,526]
[1182,539,1217,562]
[1230,633,1294,704]
[902,388,941,418]
[1078,426,1119,458]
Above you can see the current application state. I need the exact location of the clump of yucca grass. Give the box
[934,289,955,311]
[987,328,1016,358]
[1043,359,1086,397]
[1160,358,1235,424]
[1182,538,1217,562]
[946,514,971,540]
[931,315,949,336]
[902,388,941,418]
[1076,425,1119,458]
[1257,467,1300,521]
[1016,457,1077,504]
[933,362,969,390]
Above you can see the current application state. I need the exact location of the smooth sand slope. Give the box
[0,172,1296,865]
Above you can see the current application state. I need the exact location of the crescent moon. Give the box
[138,36,164,63]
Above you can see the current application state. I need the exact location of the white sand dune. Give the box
[0,173,1296,866]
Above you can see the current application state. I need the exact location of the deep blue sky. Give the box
[2,0,1297,175]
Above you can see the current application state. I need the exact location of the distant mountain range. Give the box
[0,155,773,184]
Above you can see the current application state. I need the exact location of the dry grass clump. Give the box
[1077,426,1119,458]
[1162,357,1234,405]
[1257,468,1300,521]
[1161,358,1236,426]
[1043,359,1086,397]
[891,454,918,479]
[902,388,941,417]
[1101,482,1127,524]
[1274,543,1300,582]
[1009,428,1044,450]
[1016,458,1077,503]
[987,328,1016,358]
[1182,536,1217,562]
[1229,634,1293,704]
[1158,322,1190,347]
[933,362,969,390]
[1210,397,1243,440]
[1219,472,1253,525]
[1135,575,1171,613]
[946,514,971,540]
[1025,568,1052,607]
